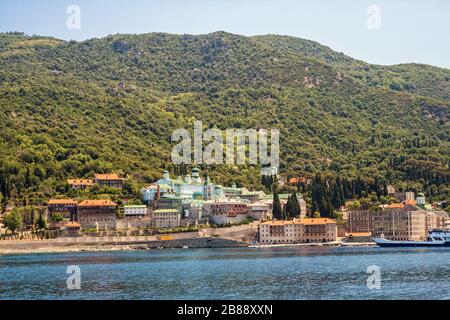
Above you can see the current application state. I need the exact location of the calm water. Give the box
[0,246,449,300]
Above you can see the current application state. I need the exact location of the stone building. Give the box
[152,209,181,229]
[67,179,94,189]
[155,197,182,211]
[346,204,442,241]
[94,173,125,188]
[248,201,273,220]
[47,199,77,222]
[65,221,81,237]
[181,200,207,226]
[259,218,337,244]
[206,199,249,226]
[391,191,415,202]
[77,199,117,229]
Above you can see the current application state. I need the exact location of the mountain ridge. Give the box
[0,31,448,204]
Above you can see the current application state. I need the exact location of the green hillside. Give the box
[0,31,449,205]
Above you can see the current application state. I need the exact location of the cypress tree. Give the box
[37,212,46,230]
[291,191,300,218]
[272,189,283,220]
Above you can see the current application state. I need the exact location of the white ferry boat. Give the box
[372,229,450,247]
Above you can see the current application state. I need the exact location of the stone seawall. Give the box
[146,237,246,249]
[0,237,246,254]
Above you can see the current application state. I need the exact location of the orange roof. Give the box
[68,179,94,186]
[78,199,117,207]
[346,232,372,237]
[48,199,77,205]
[289,177,308,184]
[404,199,417,206]
[94,173,124,180]
[387,203,405,209]
[66,222,81,228]
[261,218,337,225]
[298,218,337,225]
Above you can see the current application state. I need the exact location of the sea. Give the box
[0,246,449,300]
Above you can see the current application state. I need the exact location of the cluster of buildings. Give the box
[46,199,118,230]
[67,173,126,189]
[347,192,448,241]
[257,191,449,245]
[141,168,306,227]
[48,168,307,233]
[47,170,448,244]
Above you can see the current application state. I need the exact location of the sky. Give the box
[1,0,449,68]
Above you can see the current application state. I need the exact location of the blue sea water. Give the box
[0,246,449,300]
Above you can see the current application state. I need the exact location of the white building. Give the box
[417,192,426,206]
[124,205,148,216]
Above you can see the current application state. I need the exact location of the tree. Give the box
[347,201,361,210]
[36,212,47,230]
[311,175,333,218]
[272,189,283,220]
[4,209,24,233]
[285,192,300,219]
[331,180,343,209]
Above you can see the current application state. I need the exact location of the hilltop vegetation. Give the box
[0,31,449,207]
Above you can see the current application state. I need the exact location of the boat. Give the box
[248,240,260,248]
[372,229,450,247]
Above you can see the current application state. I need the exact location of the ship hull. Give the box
[372,238,450,247]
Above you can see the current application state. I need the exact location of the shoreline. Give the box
[254,242,376,248]
[0,239,376,255]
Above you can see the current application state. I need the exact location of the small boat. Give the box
[373,229,450,247]
[248,241,260,248]
[182,245,189,249]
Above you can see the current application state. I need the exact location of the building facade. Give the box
[248,201,272,220]
[392,192,415,202]
[259,218,337,244]
[152,209,181,229]
[67,179,94,189]
[94,174,125,188]
[123,205,147,217]
[47,199,77,222]
[347,206,428,241]
[207,199,249,226]
[77,200,117,229]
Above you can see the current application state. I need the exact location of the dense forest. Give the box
[0,31,449,210]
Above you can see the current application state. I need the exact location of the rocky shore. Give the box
[0,238,377,255]
[0,237,247,255]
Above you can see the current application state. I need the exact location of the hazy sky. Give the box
[1,0,449,68]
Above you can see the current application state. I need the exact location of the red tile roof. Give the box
[48,199,77,205]
[387,203,405,209]
[78,199,117,207]
[94,174,124,180]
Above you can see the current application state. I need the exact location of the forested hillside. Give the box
[0,31,449,206]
